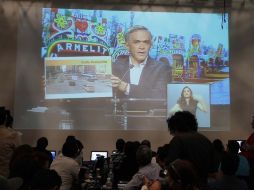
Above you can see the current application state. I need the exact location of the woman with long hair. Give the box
[169,86,207,116]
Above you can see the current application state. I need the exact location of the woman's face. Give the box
[183,88,192,98]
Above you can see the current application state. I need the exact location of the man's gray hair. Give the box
[136,145,152,167]
[125,25,152,42]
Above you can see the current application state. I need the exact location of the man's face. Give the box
[126,30,152,64]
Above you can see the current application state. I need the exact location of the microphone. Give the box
[112,64,134,115]
[121,64,134,82]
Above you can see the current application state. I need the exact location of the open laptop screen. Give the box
[228,140,246,153]
[50,150,57,160]
[90,151,108,161]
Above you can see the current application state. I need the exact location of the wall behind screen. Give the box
[1,1,254,160]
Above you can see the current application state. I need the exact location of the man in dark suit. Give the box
[111,25,171,100]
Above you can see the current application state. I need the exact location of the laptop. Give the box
[228,140,246,153]
[90,151,108,161]
[50,150,57,160]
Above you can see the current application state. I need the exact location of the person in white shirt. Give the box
[0,107,22,177]
[124,145,162,190]
[50,140,80,190]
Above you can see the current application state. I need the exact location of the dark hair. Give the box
[36,137,48,150]
[157,144,169,162]
[125,25,152,42]
[177,86,197,109]
[0,106,6,125]
[141,139,151,148]
[62,141,79,158]
[220,152,239,175]
[227,140,240,155]
[31,169,62,189]
[76,139,84,155]
[33,151,51,169]
[167,111,198,134]
[212,139,225,153]
[167,159,199,190]
[65,135,76,143]
[5,110,13,127]
[116,138,125,152]
[9,144,34,171]
[136,145,152,167]
[0,107,14,127]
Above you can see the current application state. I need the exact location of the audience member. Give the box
[156,144,169,170]
[115,141,139,184]
[65,135,76,143]
[75,139,84,166]
[33,151,52,170]
[4,110,14,128]
[207,152,249,190]
[166,159,200,190]
[141,175,161,190]
[34,137,53,166]
[115,138,125,153]
[124,145,162,190]
[62,135,84,166]
[50,140,80,190]
[227,140,250,177]
[30,169,62,190]
[9,144,43,189]
[241,116,254,190]
[78,167,90,190]
[166,111,216,190]
[141,139,157,163]
[212,139,226,173]
[93,154,109,186]
[0,175,23,190]
[141,140,151,148]
[111,138,126,189]
[0,107,22,177]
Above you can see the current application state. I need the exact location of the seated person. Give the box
[50,140,80,190]
[166,159,200,190]
[227,140,250,177]
[0,107,22,177]
[111,138,126,188]
[115,141,139,185]
[207,152,249,190]
[30,169,62,190]
[34,137,53,166]
[124,145,162,190]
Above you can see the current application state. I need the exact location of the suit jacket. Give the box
[112,55,171,100]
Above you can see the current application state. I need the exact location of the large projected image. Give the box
[14,8,229,130]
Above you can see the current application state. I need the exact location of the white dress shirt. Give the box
[129,57,147,85]
[50,154,80,190]
[125,57,148,95]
